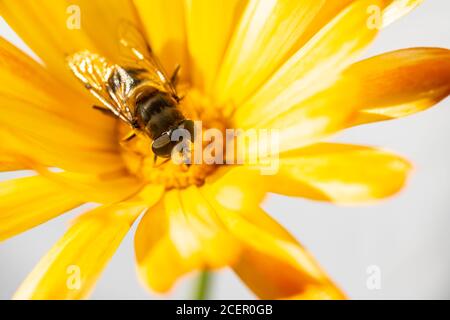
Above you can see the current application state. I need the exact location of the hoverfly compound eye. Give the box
[151,133,174,158]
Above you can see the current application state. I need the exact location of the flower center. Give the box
[118,88,230,190]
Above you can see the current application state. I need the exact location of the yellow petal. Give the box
[264,143,412,204]
[0,38,125,174]
[0,38,108,131]
[233,0,387,129]
[234,250,346,300]
[135,188,240,293]
[13,203,144,300]
[283,285,347,300]
[0,0,139,89]
[0,152,26,172]
[0,175,81,241]
[249,82,358,158]
[134,199,179,293]
[342,48,450,126]
[213,0,331,105]
[31,167,144,204]
[184,0,247,93]
[0,163,23,172]
[178,187,241,267]
[133,0,189,79]
[28,168,163,206]
[204,166,267,211]
[121,183,165,207]
[0,129,125,176]
[382,0,423,27]
[288,0,355,52]
[200,187,344,299]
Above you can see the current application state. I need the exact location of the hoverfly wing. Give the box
[117,21,178,99]
[67,50,135,125]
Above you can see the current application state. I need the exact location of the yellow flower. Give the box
[0,0,449,300]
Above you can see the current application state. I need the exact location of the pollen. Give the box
[118,88,230,189]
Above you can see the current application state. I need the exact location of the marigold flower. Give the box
[0,0,448,300]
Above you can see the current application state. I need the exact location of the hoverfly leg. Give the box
[121,131,137,142]
[170,65,183,102]
[93,105,115,117]
[170,64,181,86]
[153,155,170,168]
[118,133,142,158]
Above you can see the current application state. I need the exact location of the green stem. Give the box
[194,271,212,300]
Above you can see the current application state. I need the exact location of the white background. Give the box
[0,0,449,299]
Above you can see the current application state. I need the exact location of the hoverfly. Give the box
[67,23,194,162]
